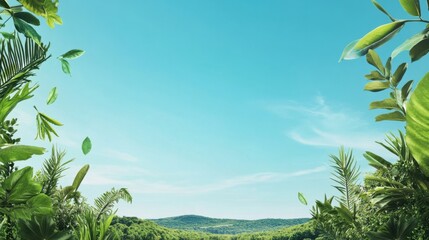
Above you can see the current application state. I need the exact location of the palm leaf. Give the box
[94,188,132,221]
[0,36,48,100]
[41,146,73,196]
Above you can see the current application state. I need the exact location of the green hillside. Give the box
[110,216,320,239]
[150,215,309,234]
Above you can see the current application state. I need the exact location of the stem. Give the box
[403,19,429,24]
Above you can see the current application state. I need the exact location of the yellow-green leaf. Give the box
[406,72,429,176]
[82,137,91,155]
[364,81,390,92]
[72,164,89,191]
[46,87,57,105]
[376,111,405,121]
[371,0,395,21]
[298,192,307,205]
[391,63,407,87]
[370,98,398,110]
[365,71,385,80]
[366,49,385,73]
[399,0,421,16]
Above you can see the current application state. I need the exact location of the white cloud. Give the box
[82,166,326,195]
[267,96,386,151]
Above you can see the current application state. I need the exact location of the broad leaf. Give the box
[366,49,385,73]
[46,87,57,105]
[298,192,307,205]
[391,63,407,87]
[371,0,395,21]
[391,29,429,58]
[14,12,40,26]
[399,0,421,16]
[410,38,429,62]
[376,111,405,122]
[401,80,413,101]
[364,81,390,92]
[82,137,91,155]
[13,17,41,45]
[0,144,45,163]
[1,167,41,203]
[370,98,397,110]
[353,21,405,57]
[72,164,89,191]
[60,49,84,59]
[406,72,429,176]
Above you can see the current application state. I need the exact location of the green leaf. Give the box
[353,21,405,57]
[0,0,10,9]
[406,72,429,176]
[82,137,91,155]
[391,63,408,87]
[401,80,413,101]
[364,81,390,92]
[391,29,429,58]
[366,49,385,73]
[2,167,41,204]
[46,87,57,105]
[59,58,70,75]
[371,0,396,21]
[14,12,40,26]
[365,71,385,80]
[13,17,41,45]
[0,144,45,163]
[339,39,360,61]
[376,111,405,122]
[370,98,398,110]
[399,0,421,16]
[60,49,84,59]
[298,192,307,205]
[0,32,14,39]
[18,0,62,28]
[72,164,89,191]
[364,151,392,170]
[410,38,429,62]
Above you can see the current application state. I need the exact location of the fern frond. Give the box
[41,146,73,196]
[94,188,132,221]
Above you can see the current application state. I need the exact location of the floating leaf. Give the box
[366,49,385,73]
[46,87,57,105]
[298,192,307,205]
[370,98,398,110]
[391,63,408,87]
[82,137,91,155]
[14,12,40,26]
[406,73,429,176]
[399,0,421,16]
[391,29,428,58]
[364,81,390,92]
[59,58,70,75]
[376,111,405,122]
[410,38,429,62]
[371,0,396,21]
[60,49,84,59]
[353,21,405,57]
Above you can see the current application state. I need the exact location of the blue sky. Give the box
[11,0,428,219]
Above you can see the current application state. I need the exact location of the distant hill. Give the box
[110,216,320,239]
[150,215,310,234]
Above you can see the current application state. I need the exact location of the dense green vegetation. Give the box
[110,216,320,240]
[307,0,429,239]
[150,215,309,234]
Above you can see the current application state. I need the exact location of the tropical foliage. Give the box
[0,0,131,239]
[309,0,429,239]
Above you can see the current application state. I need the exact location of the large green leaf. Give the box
[406,72,429,176]
[72,164,89,191]
[391,29,429,58]
[14,12,40,26]
[352,21,405,57]
[18,215,73,240]
[399,0,421,16]
[1,167,41,203]
[13,17,41,45]
[410,38,429,62]
[17,0,62,28]
[0,144,45,163]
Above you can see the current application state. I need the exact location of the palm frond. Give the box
[94,188,132,221]
[330,147,360,211]
[41,146,73,196]
[367,215,417,240]
[0,35,48,100]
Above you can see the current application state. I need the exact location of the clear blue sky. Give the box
[13,0,427,219]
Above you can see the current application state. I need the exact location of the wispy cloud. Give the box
[82,166,326,194]
[267,96,385,151]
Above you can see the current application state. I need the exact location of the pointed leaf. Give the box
[46,87,57,105]
[371,0,396,21]
[401,80,413,101]
[72,164,89,191]
[0,0,10,8]
[367,49,385,73]
[391,63,407,87]
[392,29,428,58]
[18,0,62,28]
[14,12,40,26]
[353,21,405,56]
[399,0,421,16]
[410,38,429,62]
[82,137,91,155]
[0,145,45,163]
[59,58,70,75]
[339,39,360,61]
[376,111,405,121]
[365,71,385,80]
[13,17,41,45]
[364,81,390,92]
[298,192,307,205]
[406,72,429,176]
[370,98,398,110]
[60,49,84,59]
